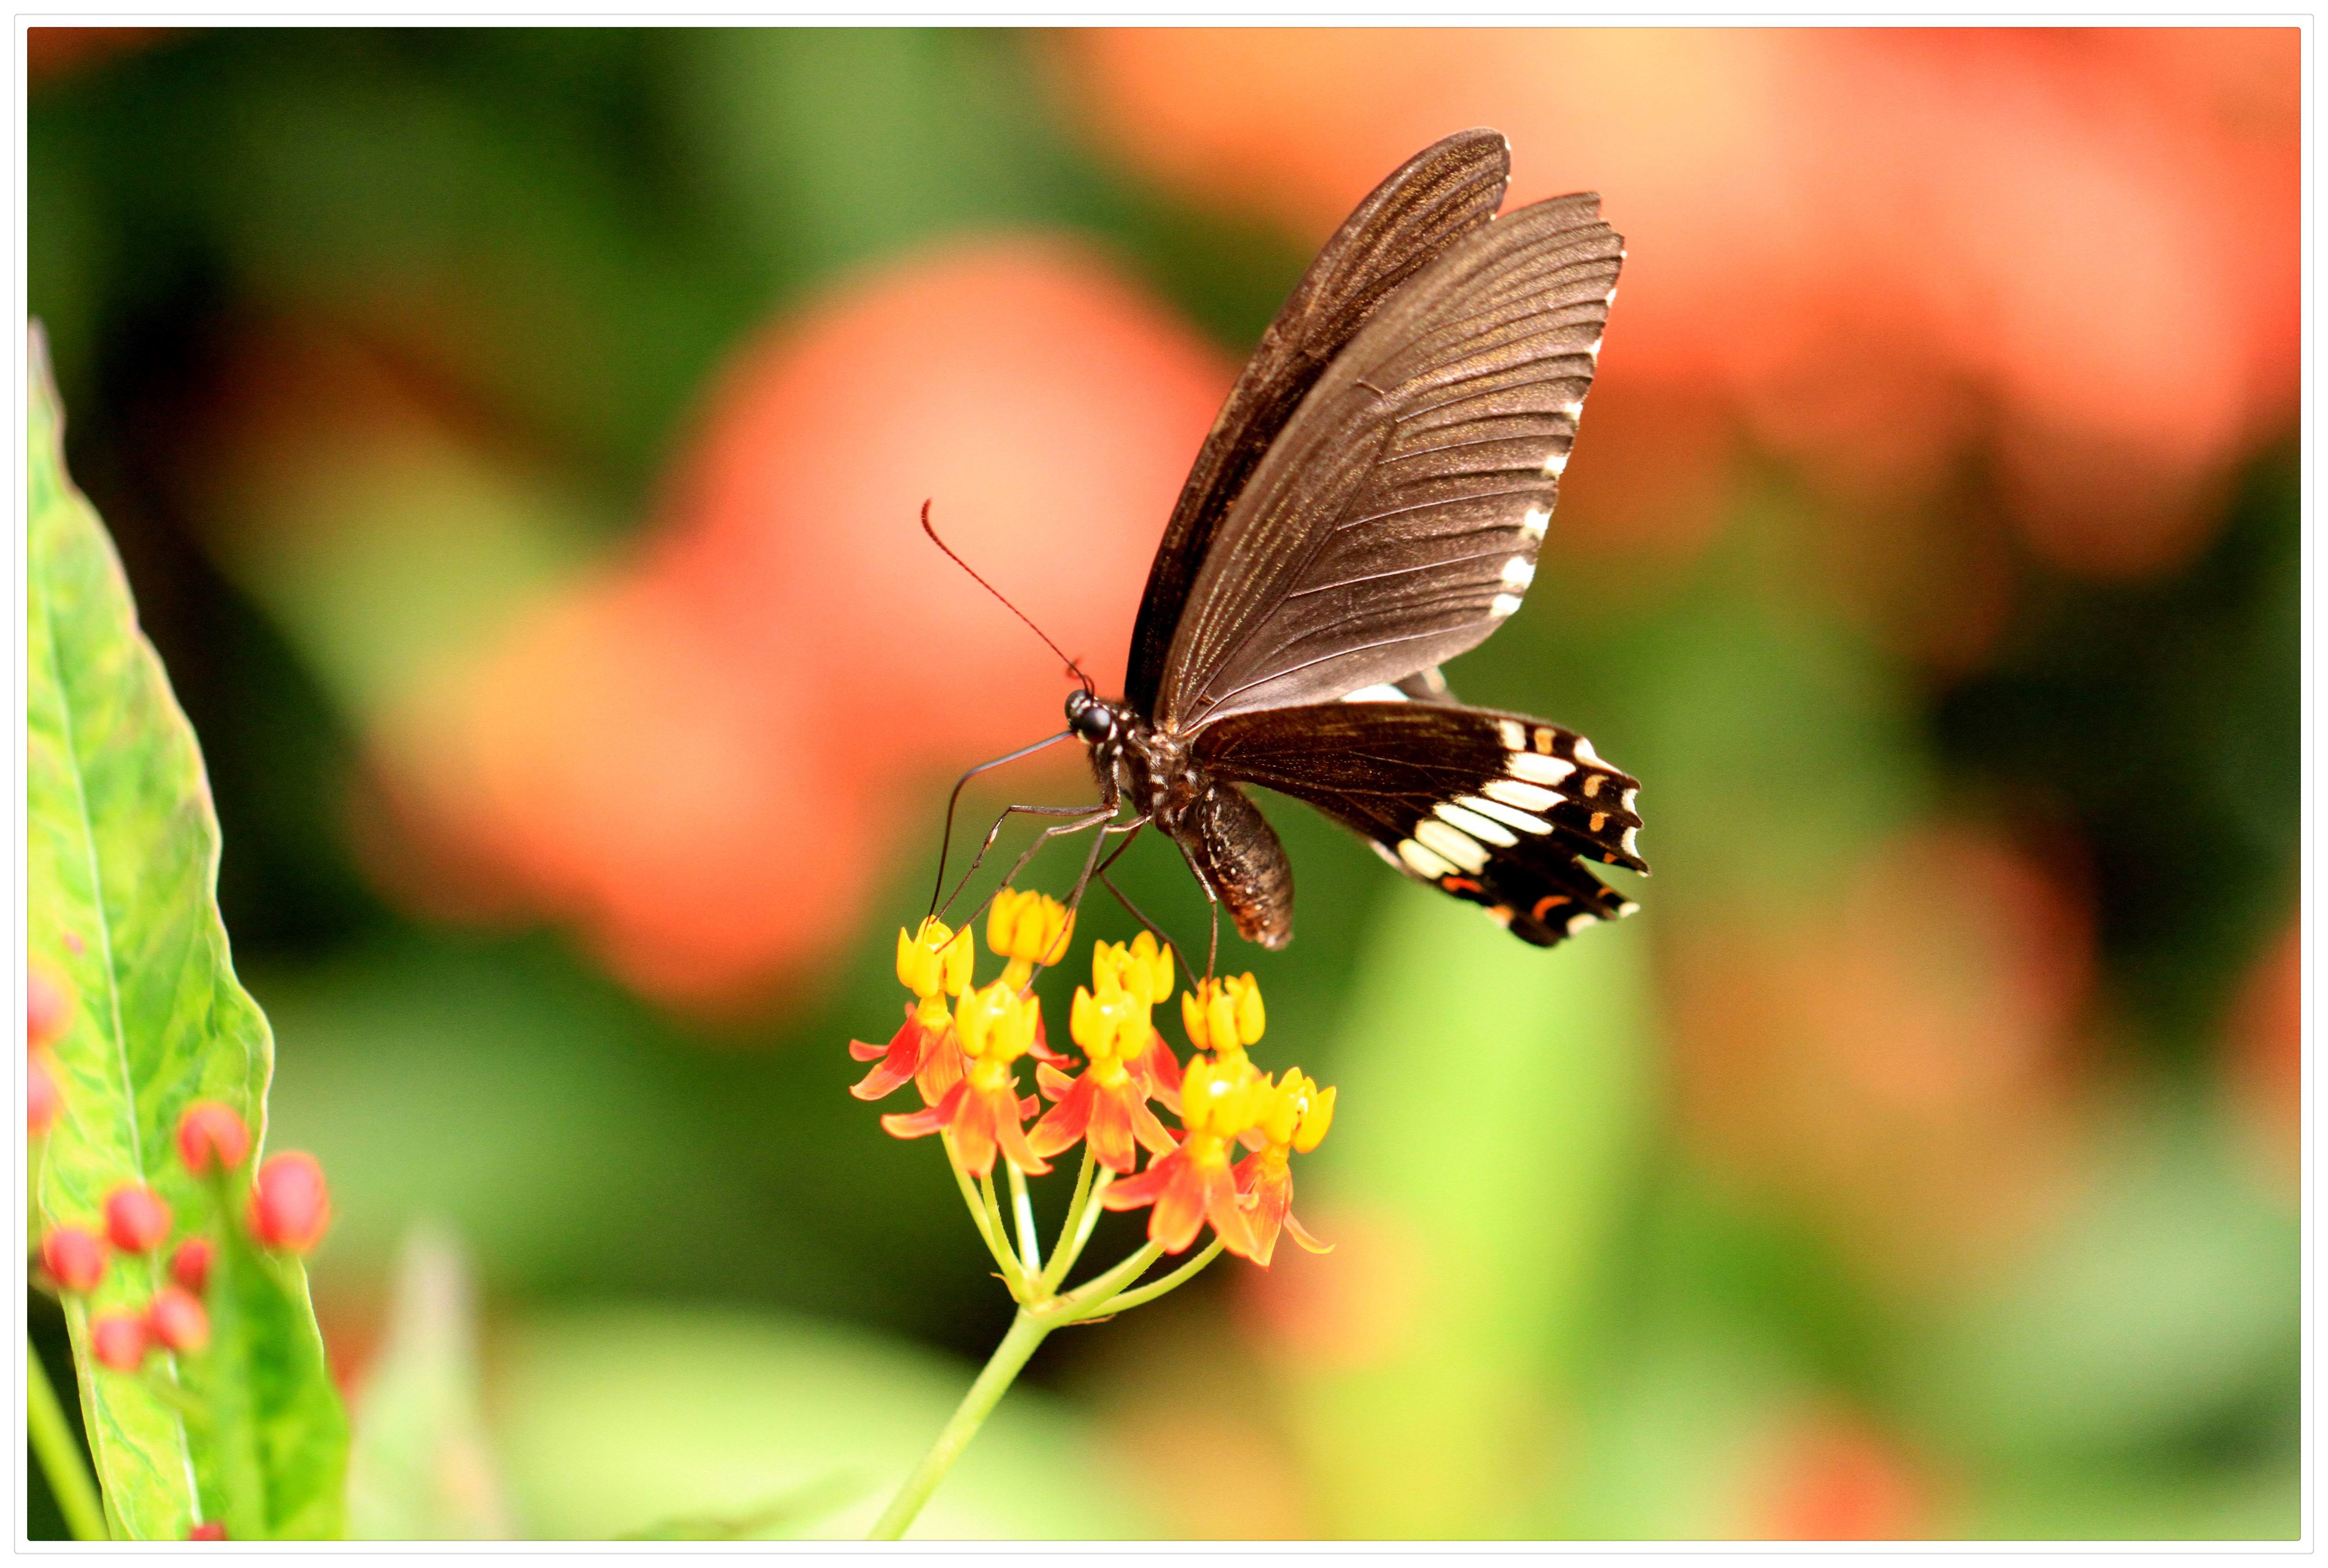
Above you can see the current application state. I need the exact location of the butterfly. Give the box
[946,128,1645,964]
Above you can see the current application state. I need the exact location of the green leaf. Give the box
[26,324,349,1539]
[346,1224,514,1539]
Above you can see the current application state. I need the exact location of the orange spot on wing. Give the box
[1531,895,1572,920]
[1443,876,1483,895]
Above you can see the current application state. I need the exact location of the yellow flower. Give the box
[882,977,1049,1178]
[1099,1051,1263,1256]
[896,918,975,1013]
[957,979,1040,1077]
[853,918,975,1106]
[1094,930,1174,1007]
[1182,974,1265,1058]
[987,889,1075,987]
[1234,1068,1336,1265]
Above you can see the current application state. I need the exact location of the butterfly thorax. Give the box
[1068,693,1294,951]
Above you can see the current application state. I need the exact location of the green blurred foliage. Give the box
[29,26,2296,1542]
[29,345,348,1539]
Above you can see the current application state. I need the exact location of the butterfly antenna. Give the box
[920,500,1095,695]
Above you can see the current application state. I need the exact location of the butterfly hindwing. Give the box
[1156,195,1623,730]
[1124,129,1511,717]
[1191,701,1645,946]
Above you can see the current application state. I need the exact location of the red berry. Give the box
[40,1226,107,1293]
[27,966,69,1049]
[147,1286,210,1353]
[169,1236,213,1296]
[187,1522,228,1540]
[175,1101,252,1175]
[90,1311,148,1371]
[247,1152,330,1254]
[104,1184,171,1254]
[28,1052,59,1135]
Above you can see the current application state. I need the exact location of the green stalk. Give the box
[941,1137,1023,1288]
[1005,1163,1043,1275]
[1035,1148,1097,1294]
[27,1339,105,1540]
[1080,1237,1225,1317]
[865,1310,1050,1540]
[1056,1239,1163,1318]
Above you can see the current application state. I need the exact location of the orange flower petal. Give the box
[1101,1153,1178,1209]
[1283,1208,1334,1255]
[1027,1077,1096,1157]
[880,1080,963,1140]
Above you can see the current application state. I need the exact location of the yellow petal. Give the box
[1233,975,1265,1045]
[1294,1084,1337,1153]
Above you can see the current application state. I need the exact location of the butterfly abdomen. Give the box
[1184,780,1294,951]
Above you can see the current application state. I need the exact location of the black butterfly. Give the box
[948,129,1644,962]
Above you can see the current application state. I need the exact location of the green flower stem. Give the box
[941,1138,1023,1290]
[1079,1237,1225,1316]
[28,1338,106,1541]
[974,1173,1019,1280]
[866,1309,1051,1541]
[1004,1163,1043,1275]
[1056,1239,1164,1318]
[1035,1148,1098,1294]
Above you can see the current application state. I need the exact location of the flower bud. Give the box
[40,1225,107,1293]
[896,918,973,1000]
[1183,975,1265,1053]
[247,1152,331,1253]
[188,1523,228,1541]
[1181,1054,1259,1138]
[91,1311,148,1372]
[27,965,69,1049]
[989,888,1074,969]
[105,1184,171,1254]
[169,1237,213,1296]
[28,1053,59,1135]
[1124,931,1173,1004]
[147,1286,210,1354]
[177,1100,253,1175]
[956,979,1038,1064]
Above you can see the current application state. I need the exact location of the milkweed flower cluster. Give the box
[847,889,1334,1267]
[846,881,1340,1543]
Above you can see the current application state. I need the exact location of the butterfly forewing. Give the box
[1191,701,1644,946]
[1157,195,1622,730]
[1124,129,1512,717]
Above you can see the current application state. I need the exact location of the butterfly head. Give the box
[1066,687,1120,748]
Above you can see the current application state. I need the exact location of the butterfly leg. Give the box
[1186,871,1220,986]
[937,800,1111,924]
[950,796,1136,940]
[1091,825,1196,984]
[925,730,1076,918]
[1052,813,1151,968]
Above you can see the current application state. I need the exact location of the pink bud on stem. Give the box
[147,1286,210,1354]
[91,1312,148,1372]
[176,1102,252,1174]
[40,1226,107,1293]
[169,1237,214,1296]
[104,1184,171,1254]
[248,1153,331,1254]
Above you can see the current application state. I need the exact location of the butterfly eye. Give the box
[1066,693,1116,744]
